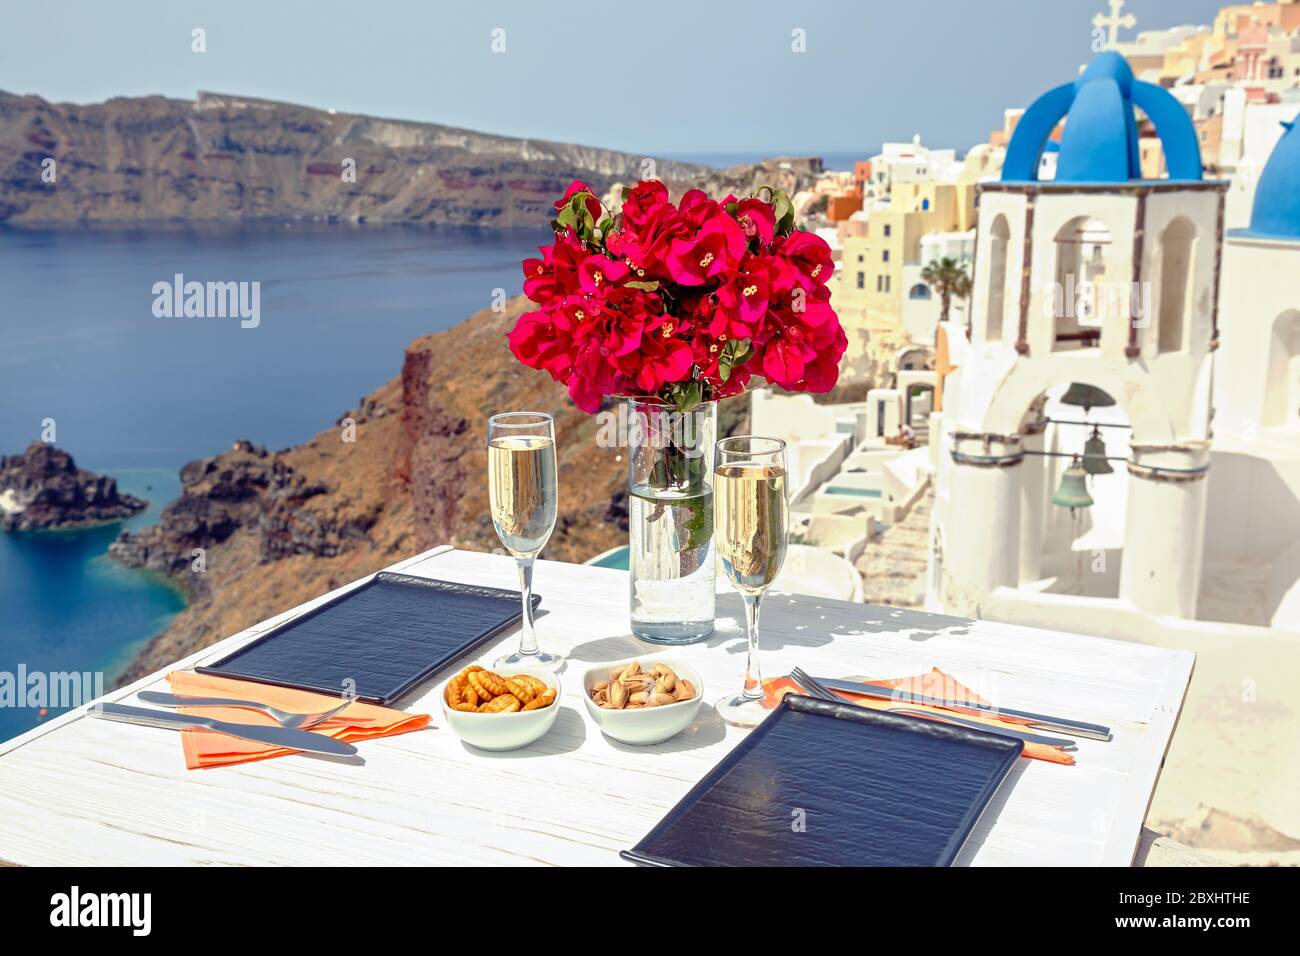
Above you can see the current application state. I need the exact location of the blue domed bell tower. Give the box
[932,52,1229,621]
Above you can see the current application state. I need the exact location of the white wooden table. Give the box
[0,546,1194,866]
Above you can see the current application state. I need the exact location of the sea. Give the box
[0,222,545,743]
[666,150,868,172]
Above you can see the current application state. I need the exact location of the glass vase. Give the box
[626,397,717,644]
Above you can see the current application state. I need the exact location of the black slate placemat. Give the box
[622,694,1023,867]
[196,572,540,704]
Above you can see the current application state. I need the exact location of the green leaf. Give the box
[668,380,702,413]
[717,337,752,382]
[624,280,660,292]
[563,193,598,242]
[773,190,796,234]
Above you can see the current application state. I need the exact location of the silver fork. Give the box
[136,691,353,731]
[789,667,841,702]
[789,669,1073,748]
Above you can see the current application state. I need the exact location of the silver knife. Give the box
[815,677,1113,741]
[88,702,358,757]
[885,707,1075,749]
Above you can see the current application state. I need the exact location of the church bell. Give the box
[1060,382,1116,414]
[1082,427,1114,475]
[1051,457,1094,511]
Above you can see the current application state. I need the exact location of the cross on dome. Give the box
[1092,0,1137,50]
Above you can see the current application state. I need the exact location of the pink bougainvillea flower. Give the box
[790,296,839,330]
[713,261,770,335]
[521,246,560,305]
[616,315,694,392]
[734,198,776,246]
[801,320,848,393]
[665,212,746,286]
[620,180,671,231]
[676,188,717,222]
[758,331,813,390]
[555,180,603,220]
[578,253,629,294]
[507,305,578,382]
[777,231,835,290]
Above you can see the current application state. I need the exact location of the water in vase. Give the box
[629,483,715,643]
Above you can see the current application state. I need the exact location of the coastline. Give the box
[0,465,186,743]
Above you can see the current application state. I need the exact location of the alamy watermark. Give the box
[50,886,151,936]
[152,273,261,328]
[0,666,104,710]
[1042,275,1152,328]
[594,402,710,457]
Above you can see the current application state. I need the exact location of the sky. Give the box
[0,0,1231,158]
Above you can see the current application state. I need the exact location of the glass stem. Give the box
[517,558,539,656]
[741,592,764,701]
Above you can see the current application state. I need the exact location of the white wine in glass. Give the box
[487,412,563,671]
[713,436,789,727]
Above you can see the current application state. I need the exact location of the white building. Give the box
[1210,118,1300,631]
[930,52,1253,634]
[867,135,959,195]
[900,229,976,345]
[918,41,1300,865]
[1221,90,1300,226]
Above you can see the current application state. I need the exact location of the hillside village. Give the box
[677,0,1300,863]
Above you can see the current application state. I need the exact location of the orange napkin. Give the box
[763,667,1074,766]
[163,670,431,769]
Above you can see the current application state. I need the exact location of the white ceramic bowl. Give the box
[582,655,704,746]
[438,665,561,752]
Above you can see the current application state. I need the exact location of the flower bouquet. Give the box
[506,178,846,642]
[508,178,846,413]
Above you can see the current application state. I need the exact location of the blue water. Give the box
[588,546,630,571]
[663,150,971,172]
[823,486,882,498]
[664,150,871,172]
[0,469,183,741]
[0,223,543,742]
[0,222,546,468]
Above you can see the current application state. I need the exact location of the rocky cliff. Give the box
[0,89,821,226]
[0,442,146,531]
[110,297,628,682]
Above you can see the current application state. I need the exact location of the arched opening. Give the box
[1017,383,1129,597]
[986,214,1010,342]
[1051,217,1111,352]
[908,283,931,300]
[1264,309,1300,428]
[1157,217,1196,354]
[896,345,931,371]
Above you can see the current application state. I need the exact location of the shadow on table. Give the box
[566,633,662,663]
[595,704,729,755]
[952,758,1030,866]
[564,595,975,664]
[455,705,588,759]
[709,593,974,654]
[298,752,368,768]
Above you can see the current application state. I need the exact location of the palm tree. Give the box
[921,256,972,338]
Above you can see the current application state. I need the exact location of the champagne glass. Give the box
[713,436,789,727]
[487,412,564,671]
